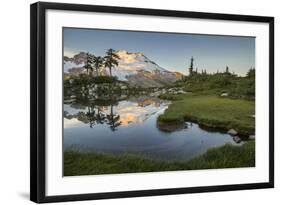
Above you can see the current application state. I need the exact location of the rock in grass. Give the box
[228,128,238,136]
[249,135,255,140]
[221,93,229,97]
[177,90,187,94]
[233,136,242,143]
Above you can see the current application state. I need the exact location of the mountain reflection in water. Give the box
[64,97,247,160]
[64,97,169,130]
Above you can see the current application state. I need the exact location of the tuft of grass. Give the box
[157,94,255,135]
[187,141,255,169]
[64,141,255,176]
[158,93,183,101]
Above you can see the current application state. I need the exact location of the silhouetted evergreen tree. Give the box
[225,66,229,74]
[83,52,93,75]
[104,48,120,76]
[246,67,255,78]
[92,56,104,76]
[189,56,194,76]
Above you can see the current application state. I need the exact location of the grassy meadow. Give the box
[158,93,255,135]
[64,141,255,176]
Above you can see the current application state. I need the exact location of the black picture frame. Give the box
[30,1,274,203]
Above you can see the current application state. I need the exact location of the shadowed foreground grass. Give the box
[157,94,255,135]
[64,141,255,176]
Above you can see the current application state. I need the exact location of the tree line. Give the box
[188,56,255,77]
[181,56,255,99]
[84,48,120,77]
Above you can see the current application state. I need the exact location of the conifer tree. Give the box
[189,56,194,76]
[92,56,104,76]
[83,52,93,75]
[104,48,120,76]
[225,66,229,73]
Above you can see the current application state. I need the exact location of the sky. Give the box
[64,28,255,76]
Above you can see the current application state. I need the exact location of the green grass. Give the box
[64,141,255,176]
[179,71,255,100]
[157,94,255,135]
[158,93,183,101]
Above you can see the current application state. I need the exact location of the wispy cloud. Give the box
[64,47,79,58]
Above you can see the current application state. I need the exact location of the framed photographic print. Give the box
[30,2,274,203]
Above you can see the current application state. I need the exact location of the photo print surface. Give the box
[63,27,255,176]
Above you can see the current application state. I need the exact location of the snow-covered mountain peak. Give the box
[108,50,168,81]
[64,50,183,87]
[115,50,144,57]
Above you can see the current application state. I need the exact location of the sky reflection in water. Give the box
[64,98,244,160]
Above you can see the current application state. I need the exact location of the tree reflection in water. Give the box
[64,94,122,131]
[106,105,121,131]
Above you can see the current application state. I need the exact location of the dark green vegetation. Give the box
[65,74,120,86]
[64,74,158,99]
[64,141,255,176]
[178,67,255,100]
[157,65,255,135]
[158,94,255,135]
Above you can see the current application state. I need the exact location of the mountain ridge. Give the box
[64,50,184,87]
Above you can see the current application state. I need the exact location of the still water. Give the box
[64,97,245,160]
